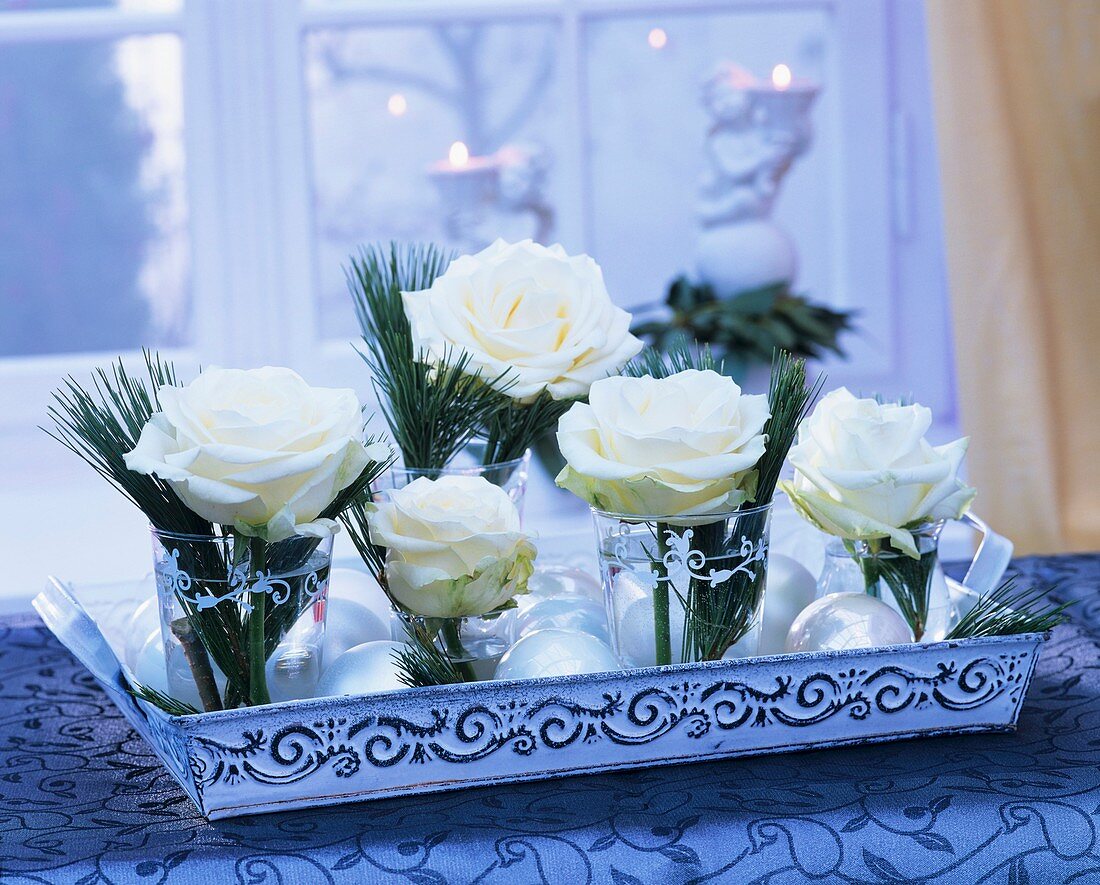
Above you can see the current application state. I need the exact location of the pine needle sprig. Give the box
[340,498,386,587]
[480,389,577,466]
[347,241,510,470]
[342,500,473,688]
[128,682,201,717]
[623,339,722,378]
[42,351,212,535]
[392,620,466,688]
[752,349,825,507]
[348,240,450,379]
[946,579,1072,640]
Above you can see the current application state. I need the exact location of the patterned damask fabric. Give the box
[0,554,1098,884]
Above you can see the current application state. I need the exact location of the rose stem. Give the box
[854,537,883,599]
[653,523,673,666]
[248,537,272,706]
[170,616,223,712]
[439,618,479,682]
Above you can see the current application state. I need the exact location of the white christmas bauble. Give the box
[136,628,214,711]
[327,567,394,633]
[514,597,610,644]
[316,641,406,698]
[786,592,912,653]
[266,645,323,703]
[614,578,687,667]
[525,566,603,604]
[495,629,620,681]
[323,597,391,664]
[124,596,161,671]
[758,554,818,655]
[132,628,170,696]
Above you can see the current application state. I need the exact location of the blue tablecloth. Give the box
[1,554,1098,884]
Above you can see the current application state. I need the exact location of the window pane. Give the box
[305,20,565,339]
[585,10,834,314]
[0,32,189,357]
[1,0,180,13]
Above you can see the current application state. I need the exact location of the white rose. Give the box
[124,367,385,542]
[555,369,770,516]
[366,475,536,618]
[778,388,976,558]
[402,238,642,402]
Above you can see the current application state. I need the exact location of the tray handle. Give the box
[959,512,1014,597]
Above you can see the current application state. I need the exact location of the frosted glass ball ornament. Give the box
[131,628,170,697]
[316,641,406,698]
[495,629,621,681]
[328,567,394,630]
[614,572,687,667]
[266,647,321,704]
[786,592,913,653]
[135,628,214,711]
[514,597,610,644]
[757,554,818,655]
[322,597,391,664]
[123,596,160,671]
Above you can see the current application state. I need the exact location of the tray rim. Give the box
[163,630,1049,729]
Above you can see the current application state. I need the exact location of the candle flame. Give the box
[771,63,792,90]
[448,141,470,168]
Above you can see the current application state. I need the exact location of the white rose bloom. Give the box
[778,388,976,558]
[555,369,770,517]
[367,475,536,618]
[124,367,384,542]
[402,238,642,402]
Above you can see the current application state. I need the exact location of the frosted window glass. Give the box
[305,21,565,339]
[0,33,190,357]
[0,0,180,12]
[584,10,834,314]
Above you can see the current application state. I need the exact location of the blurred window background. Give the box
[0,0,956,599]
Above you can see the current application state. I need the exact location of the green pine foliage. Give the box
[348,240,581,470]
[947,579,1071,639]
[392,620,466,689]
[43,351,211,535]
[45,354,391,712]
[347,242,509,470]
[632,277,856,374]
[625,346,823,663]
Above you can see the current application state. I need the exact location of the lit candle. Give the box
[750,63,819,129]
[430,141,499,175]
[427,141,501,218]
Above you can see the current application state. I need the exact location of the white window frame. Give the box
[0,0,954,430]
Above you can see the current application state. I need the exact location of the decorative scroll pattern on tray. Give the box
[188,651,1032,794]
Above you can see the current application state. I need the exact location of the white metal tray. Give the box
[33,573,1043,820]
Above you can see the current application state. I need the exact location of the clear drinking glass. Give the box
[814,521,955,642]
[592,504,772,668]
[381,441,531,518]
[151,529,332,711]
[396,612,509,682]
